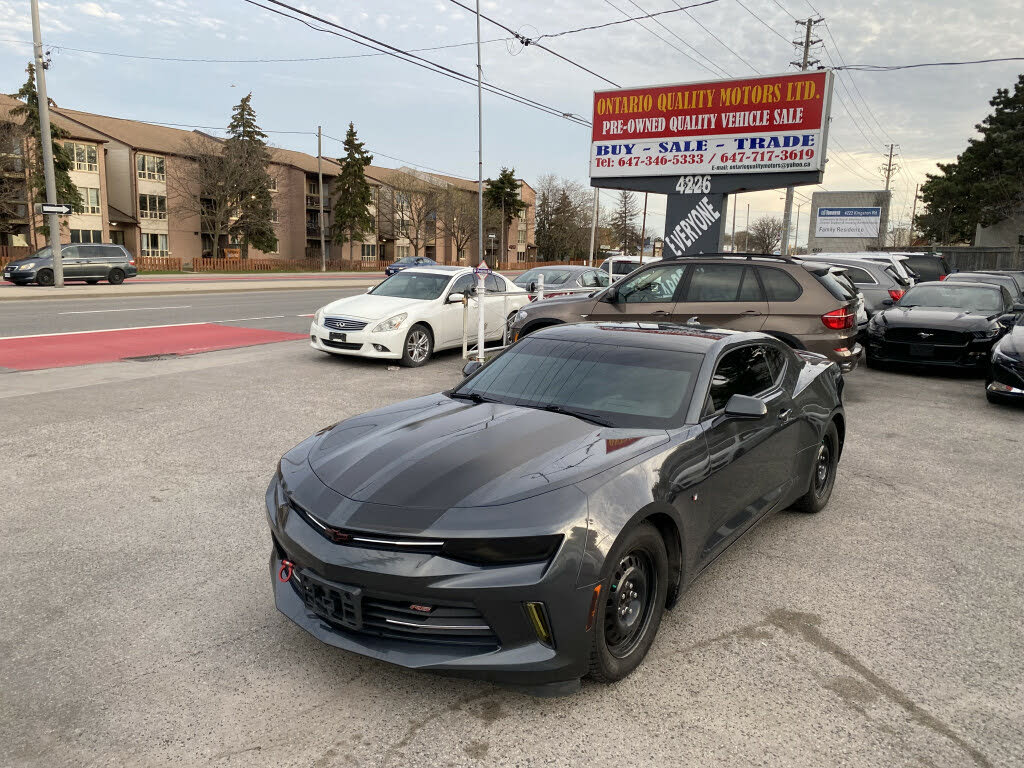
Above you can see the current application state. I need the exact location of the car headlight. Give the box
[973,327,1000,339]
[18,262,36,271]
[372,312,407,333]
[314,308,325,326]
[516,310,528,321]
[440,535,563,565]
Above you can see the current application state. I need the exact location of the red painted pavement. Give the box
[0,323,307,371]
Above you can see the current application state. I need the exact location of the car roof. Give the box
[947,271,1011,279]
[912,280,1002,291]
[401,266,468,276]
[519,265,593,273]
[529,321,769,354]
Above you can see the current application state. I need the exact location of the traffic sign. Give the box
[36,203,72,215]
[474,259,491,275]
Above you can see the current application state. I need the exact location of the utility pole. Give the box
[30,0,63,287]
[639,192,648,264]
[745,202,750,250]
[317,125,326,272]
[780,17,820,257]
[909,183,919,245]
[794,204,802,254]
[588,188,600,266]
[882,144,896,190]
[500,197,504,269]
[475,0,484,267]
[730,193,737,252]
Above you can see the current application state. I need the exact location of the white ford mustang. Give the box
[310,266,530,366]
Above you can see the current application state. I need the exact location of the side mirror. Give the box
[881,298,894,307]
[599,288,617,303]
[1013,302,1024,312]
[447,292,464,304]
[365,286,373,293]
[529,281,537,293]
[724,393,768,419]
[462,360,482,377]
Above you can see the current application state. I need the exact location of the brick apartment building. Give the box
[0,95,535,267]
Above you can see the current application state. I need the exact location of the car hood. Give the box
[4,257,43,268]
[876,306,996,331]
[524,293,599,313]
[306,394,668,509]
[322,293,426,321]
[995,324,1024,358]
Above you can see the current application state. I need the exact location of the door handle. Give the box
[651,310,671,317]
[741,310,762,316]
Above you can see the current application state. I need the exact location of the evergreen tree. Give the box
[332,122,375,261]
[483,167,526,264]
[917,74,1024,243]
[11,62,81,238]
[225,93,276,257]
[609,190,642,254]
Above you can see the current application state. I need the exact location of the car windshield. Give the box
[452,336,702,428]
[898,284,1002,313]
[600,260,639,276]
[24,246,52,260]
[369,271,450,300]
[947,274,1015,293]
[514,268,572,287]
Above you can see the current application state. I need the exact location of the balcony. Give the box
[306,195,330,210]
[306,224,331,238]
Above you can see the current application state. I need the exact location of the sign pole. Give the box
[30,0,63,287]
[639,192,648,264]
[587,188,599,267]
[317,125,326,272]
[475,0,484,268]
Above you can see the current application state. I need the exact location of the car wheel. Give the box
[587,522,668,683]
[399,324,433,367]
[504,312,518,340]
[108,268,125,285]
[35,268,54,286]
[792,421,840,513]
[86,279,100,284]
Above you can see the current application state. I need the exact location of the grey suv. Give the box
[801,255,910,316]
[509,254,864,371]
[2,243,138,286]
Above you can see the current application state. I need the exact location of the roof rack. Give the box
[662,252,801,264]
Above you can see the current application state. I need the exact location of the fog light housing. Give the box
[988,381,1024,394]
[524,602,553,647]
[373,344,390,352]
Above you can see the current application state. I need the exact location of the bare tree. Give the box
[747,216,784,253]
[434,186,477,262]
[377,171,437,258]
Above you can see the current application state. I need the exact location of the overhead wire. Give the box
[671,0,760,74]
[528,0,722,40]
[618,0,732,77]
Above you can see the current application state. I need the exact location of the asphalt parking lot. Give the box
[2,341,1022,768]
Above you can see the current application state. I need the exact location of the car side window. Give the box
[842,265,875,284]
[485,274,502,293]
[617,264,686,304]
[706,345,775,413]
[449,274,475,297]
[764,345,787,384]
[1001,287,1013,309]
[61,246,79,260]
[593,270,610,287]
[580,270,602,288]
[685,264,746,302]
[737,267,764,301]
[758,267,802,301]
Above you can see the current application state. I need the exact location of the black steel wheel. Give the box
[587,522,668,683]
[108,268,125,285]
[35,269,54,286]
[792,421,840,513]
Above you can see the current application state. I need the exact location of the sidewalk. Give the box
[0,273,382,301]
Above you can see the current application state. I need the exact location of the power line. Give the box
[530,0,722,40]
[733,0,789,42]
[837,57,1024,72]
[767,0,798,20]
[242,0,592,127]
[321,133,466,178]
[672,0,760,74]
[446,0,620,86]
[621,0,732,77]
[602,0,726,77]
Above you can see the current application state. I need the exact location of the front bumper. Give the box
[989,352,1024,398]
[309,321,404,360]
[803,339,864,373]
[866,335,992,368]
[3,267,35,282]
[267,481,594,686]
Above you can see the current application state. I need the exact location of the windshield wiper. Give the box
[447,391,500,404]
[535,404,616,427]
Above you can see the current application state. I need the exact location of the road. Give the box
[0,288,362,338]
[1,341,1021,768]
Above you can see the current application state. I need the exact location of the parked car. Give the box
[598,254,661,281]
[850,253,921,285]
[888,252,952,282]
[865,281,1023,369]
[510,254,864,371]
[800,255,910,317]
[987,312,1024,404]
[310,266,528,367]
[980,270,1024,295]
[944,271,1024,302]
[267,321,846,691]
[2,243,137,286]
[384,255,437,276]
[513,265,609,299]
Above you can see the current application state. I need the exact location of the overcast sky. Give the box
[2,0,1021,245]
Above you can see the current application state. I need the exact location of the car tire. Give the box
[35,269,54,286]
[792,421,840,514]
[865,353,886,371]
[399,323,433,367]
[108,268,125,285]
[587,522,668,684]
[86,279,100,284]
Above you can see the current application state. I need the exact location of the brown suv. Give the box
[509,254,864,371]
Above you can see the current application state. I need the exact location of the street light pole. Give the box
[317,125,326,272]
[30,0,63,287]
[475,0,484,267]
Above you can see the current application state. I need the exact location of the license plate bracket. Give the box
[909,343,934,357]
[329,332,347,343]
[297,569,362,629]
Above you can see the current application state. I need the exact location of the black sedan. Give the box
[385,255,437,276]
[988,313,1024,404]
[266,323,846,692]
[866,281,1023,369]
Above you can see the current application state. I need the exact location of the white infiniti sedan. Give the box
[310,266,529,366]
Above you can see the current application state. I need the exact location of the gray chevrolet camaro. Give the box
[266,322,846,693]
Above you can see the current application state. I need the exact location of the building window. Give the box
[141,233,168,257]
[136,154,166,181]
[66,143,98,172]
[396,245,410,259]
[517,228,526,244]
[138,194,167,220]
[268,177,278,192]
[76,187,101,215]
[307,180,319,196]
[361,243,376,261]
[457,248,466,261]
[270,208,279,224]
[70,229,102,243]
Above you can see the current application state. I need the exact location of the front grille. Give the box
[322,339,363,351]
[880,341,965,363]
[885,327,969,345]
[324,316,368,331]
[293,571,498,647]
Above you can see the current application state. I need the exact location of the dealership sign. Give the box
[590,71,832,178]
[815,207,881,238]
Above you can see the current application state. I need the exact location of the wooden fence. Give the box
[883,246,1024,272]
[0,245,31,269]
[135,256,183,272]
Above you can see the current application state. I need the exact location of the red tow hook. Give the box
[278,559,295,582]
